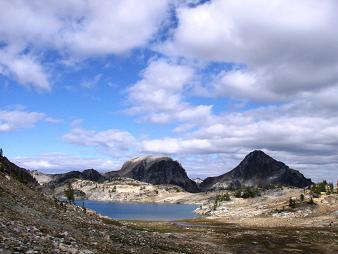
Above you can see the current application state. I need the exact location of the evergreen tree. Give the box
[82,201,86,213]
[64,182,75,203]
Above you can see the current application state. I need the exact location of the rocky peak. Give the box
[200,150,313,190]
[108,156,199,193]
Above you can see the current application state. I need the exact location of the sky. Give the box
[0,0,337,182]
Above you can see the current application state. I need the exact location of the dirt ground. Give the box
[122,218,338,254]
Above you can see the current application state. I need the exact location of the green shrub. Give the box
[310,180,334,197]
[233,187,260,198]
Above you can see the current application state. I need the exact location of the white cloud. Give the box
[0,0,170,56]
[63,127,136,154]
[127,59,214,124]
[0,109,57,132]
[13,153,123,173]
[211,69,277,101]
[0,47,51,91]
[141,138,212,154]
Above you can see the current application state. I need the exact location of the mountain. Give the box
[0,155,38,187]
[200,150,313,190]
[106,156,199,193]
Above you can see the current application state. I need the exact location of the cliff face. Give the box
[107,156,199,193]
[0,155,38,187]
[200,150,313,190]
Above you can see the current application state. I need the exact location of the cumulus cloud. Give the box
[0,0,170,55]
[0,109,57,132]
[161,0,338,100]
[0,0,170,90]
[127,59,214,124]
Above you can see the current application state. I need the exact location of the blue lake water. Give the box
[75,200,199,221]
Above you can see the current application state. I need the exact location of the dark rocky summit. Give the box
[106,156,199,193]
[0,154,38,187]
[200,150,313,191]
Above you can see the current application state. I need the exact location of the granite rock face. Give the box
[107,156,199,193]
[200,150,313,191]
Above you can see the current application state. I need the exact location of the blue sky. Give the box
[1,0,338,182]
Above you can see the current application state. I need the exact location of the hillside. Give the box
[0,155,38,187]
[200,150,313,190]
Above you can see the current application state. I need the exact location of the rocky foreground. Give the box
[196,187,338,228]
[0,172,226,254]
[1,171,337,254]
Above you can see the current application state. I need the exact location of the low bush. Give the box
[213,193,231,210]
[234,187,261,199]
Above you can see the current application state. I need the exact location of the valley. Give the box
[1,151,337,253]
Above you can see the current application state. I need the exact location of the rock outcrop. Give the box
[200,150,313,190]
[106,156,199,193]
